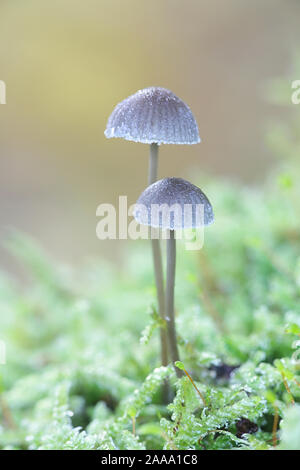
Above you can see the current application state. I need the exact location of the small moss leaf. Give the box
[175,361,185,371]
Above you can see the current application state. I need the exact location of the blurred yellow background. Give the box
[0,0,299,271]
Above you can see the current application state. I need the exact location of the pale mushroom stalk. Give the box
[166,229,182,378]
[151,237,168,366]
[148,143,159,186]
[148,143,169,394]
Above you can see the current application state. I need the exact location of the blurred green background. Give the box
[1,0,300,272]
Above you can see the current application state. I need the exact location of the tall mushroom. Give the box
[105,87,200,372]
[134,177,214,376]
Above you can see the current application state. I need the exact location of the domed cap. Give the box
[104,87,200,145]
[134,177,214,230]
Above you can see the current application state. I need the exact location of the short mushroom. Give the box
[105,87,200,373]
[134,177,214,376]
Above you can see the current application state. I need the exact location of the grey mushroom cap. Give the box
[134,177,214,230]
[104,87,200,145]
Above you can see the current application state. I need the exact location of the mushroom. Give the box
[104,87,200,147]
[105,87,200,372]
[134,177,214,376]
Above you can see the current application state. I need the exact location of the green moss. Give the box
[0,158,300,449]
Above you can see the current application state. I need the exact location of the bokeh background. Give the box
[1,0,300,273]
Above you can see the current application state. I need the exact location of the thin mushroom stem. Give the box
[148,143,169,371]
[148,143,159,186]
[151,239,168,365]
[166,229,183,377]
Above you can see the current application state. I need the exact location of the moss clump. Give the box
[0,157,300,449]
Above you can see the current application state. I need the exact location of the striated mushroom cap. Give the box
[134,177,214,230]
[105,87,200,145]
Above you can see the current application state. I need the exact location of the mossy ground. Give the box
[0,159,300,450]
